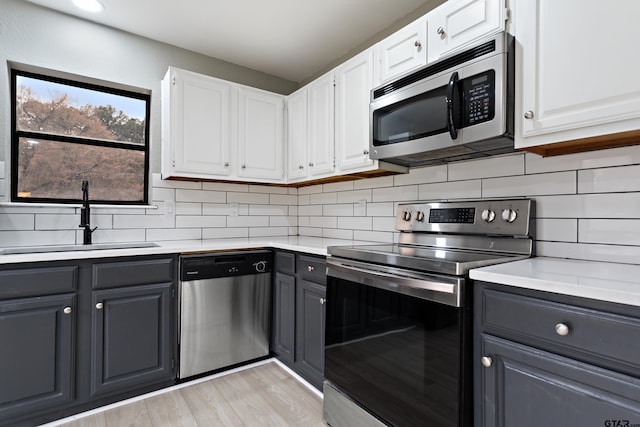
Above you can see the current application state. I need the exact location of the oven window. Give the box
[372,85,448,147]
[325,276,465,427]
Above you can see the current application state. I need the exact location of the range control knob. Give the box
[481,209,496,222]
[416,211,425,222]
[253,261,267,273]
[402,211,412,222]
[501,208,517,223]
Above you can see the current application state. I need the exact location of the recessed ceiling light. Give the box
[72,0,104,13]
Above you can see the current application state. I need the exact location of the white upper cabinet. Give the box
[286,87,308,181]
[306,71,336,178]
[377,16,427,83]
[335,48,376,173]
[162,67,233,179]
[237,87,285,181]
[515,0,640,151]
[427,0,506,63]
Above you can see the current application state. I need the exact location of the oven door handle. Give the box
[326,258,461,307]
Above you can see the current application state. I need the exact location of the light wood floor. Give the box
[52,361,326,427]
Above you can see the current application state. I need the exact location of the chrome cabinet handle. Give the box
[308,162,314,167]
[363,149,369,155]
[437,26,445,36]
[224,162,229,167]
[307,265,315,272]
[555,323,570,336]
[96,302,104,310]
[481,356,493,368]
[524,111,535,119]
[241,164,246,169]
[63,306,72,315]
[414,40,422,48]
[299,165,304,170]
[319,298,326,305]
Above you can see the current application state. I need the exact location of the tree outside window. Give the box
[11,69,150,204]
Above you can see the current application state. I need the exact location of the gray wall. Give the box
[0,0,298,176]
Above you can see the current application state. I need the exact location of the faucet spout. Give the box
[79,180,97,245]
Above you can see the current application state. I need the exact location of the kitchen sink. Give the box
[0,242,159,255]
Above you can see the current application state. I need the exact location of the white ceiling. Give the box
[24,0,442,83]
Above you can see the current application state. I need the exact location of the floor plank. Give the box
[50,362,325,427]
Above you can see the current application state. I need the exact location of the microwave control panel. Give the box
[462,70,495,127]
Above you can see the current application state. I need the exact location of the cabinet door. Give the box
[0,294,74,421]
[307,72,335,177]
[515,0,640,149]
[163,68,232,178]
[427,0,505,63]
[478,334,640,427]
[377,16,427,83]
[295,279,326,390]
[273,272,296,365]
[286,87,308,180]
[238,87,285,181]
[335,49,377,173]
[91,283,174,396]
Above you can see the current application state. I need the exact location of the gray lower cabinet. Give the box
[475,282,640,427]
[91,282,174,396]
[272,250,326,390]
[0,255,177,427]
[0,293,75,421]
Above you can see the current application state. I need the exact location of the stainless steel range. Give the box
[324,198,534,427]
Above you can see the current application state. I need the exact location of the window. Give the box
[11,69,150,204]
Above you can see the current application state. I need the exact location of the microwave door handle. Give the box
[446,71,459,139]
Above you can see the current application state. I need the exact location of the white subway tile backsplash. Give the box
[337,189,373,204]
[366,202,395,217]
[298,184,323,195]
[114,214,174,229]
[323,204,354,216]
[323,228,353,240]
[353,176,394,190]
[87,228,146,244]
[323,181,354,193]
[147,228,201,241]
[248,184,288,194]
[310,192,338,205]
[176,203,202,215]
[482,171,576,198]
[536,241,640,265]
[249,205,288,216]
[298,227,323,237]
[204,182,249,192]
[227,192,269,204]
[249,227,289,237]
[418,180,481,200]
[0,230,75,247]
[372,216,396,231]
[270,216,297,227]
[373,186,417,202]
[270,194,298,205]
[298,194,310,206]
[227,216,269,227]
[203,228,249,239]
[0,214,34,231]
[37,214,111,231]
[578,219,640,246]
[151,187,175,202]
[176,216,226,228]
[535,194,640,219]
[309,216,337,228]
[578,165,640,194]
[393,164,447,186]
[448,153,524,181]
[525,145,640,174]
[338,217,372,230]
[536,218,577,242]
[298,205,323,216]
[176,189,226,203]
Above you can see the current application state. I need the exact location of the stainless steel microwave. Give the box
[369,32,514,167]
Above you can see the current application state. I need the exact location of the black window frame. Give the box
[10,68,151,205]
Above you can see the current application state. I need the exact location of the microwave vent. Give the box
[373,39,496,100]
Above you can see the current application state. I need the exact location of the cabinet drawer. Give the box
[297,254,326,284]
[93,257,176,289]
[276,251,295,275]
[0,266,77,299]
[480,288,640,372]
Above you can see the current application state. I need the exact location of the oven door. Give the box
[325,257,472,427]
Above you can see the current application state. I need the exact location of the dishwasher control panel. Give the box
[180,250,273,281]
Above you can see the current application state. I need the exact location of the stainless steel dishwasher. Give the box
[178,250,272,379]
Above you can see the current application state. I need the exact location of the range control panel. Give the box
[396,199,534,237]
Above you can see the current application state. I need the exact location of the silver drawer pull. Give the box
[63,306,72,315]
[481,356,493,368]
[307,265,315,272]
[319,298,326,305]
[555,323,570,336]
[96,302,104,310]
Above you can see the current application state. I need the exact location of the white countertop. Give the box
[0,236,365,265]
[470,257,640,307]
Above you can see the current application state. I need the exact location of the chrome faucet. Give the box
[79,180,97,245]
